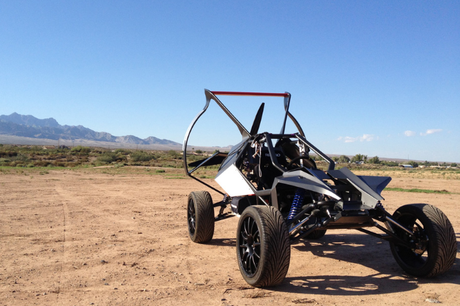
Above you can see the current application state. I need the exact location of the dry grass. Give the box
[352,168,460,180]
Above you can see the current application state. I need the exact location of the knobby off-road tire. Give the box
[236,205,290,287]
[187,191,214,243]
[390,203,457,277]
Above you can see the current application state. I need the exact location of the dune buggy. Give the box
[183,89,457,287]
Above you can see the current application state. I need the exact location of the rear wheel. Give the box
[389,204,456,277]
[187,191,214,243]
[236,205,290,287]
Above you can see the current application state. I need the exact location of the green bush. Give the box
[13,153,29,163]
[0,158,10,165]
[115,149,131,155]
[408,161,419,168]
[338,155,350,163]
[130,151,155,162]
[96,152,119,164]
[71,146,91,155]
[167,150,181,159]
[367,156,380,164]
[382,161,399,167]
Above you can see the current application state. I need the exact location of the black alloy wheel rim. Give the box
[239,216,261,276]
[188,200,196,235]
[395,214,429,267]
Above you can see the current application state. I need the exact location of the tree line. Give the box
[314,153,458,168]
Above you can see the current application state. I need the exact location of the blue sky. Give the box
[0,1,459,162]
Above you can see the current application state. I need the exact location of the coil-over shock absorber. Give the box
[287,188,306,221]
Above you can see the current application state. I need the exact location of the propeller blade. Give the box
[250,103,265,136]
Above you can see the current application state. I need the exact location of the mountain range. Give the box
[0,113,181,147]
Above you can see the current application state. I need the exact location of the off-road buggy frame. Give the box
[183,89,457,287]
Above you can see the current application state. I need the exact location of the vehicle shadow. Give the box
[211,238,236,247]
[272,231,460,295]
[277,273,418,295]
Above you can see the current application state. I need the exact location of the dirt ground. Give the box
[1,168,459,305]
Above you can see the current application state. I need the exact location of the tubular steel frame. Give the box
[183,89,420,250]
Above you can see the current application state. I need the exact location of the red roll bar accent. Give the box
[211,91,290,97]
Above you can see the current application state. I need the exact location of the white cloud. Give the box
[420,129,442,136]
[345,136,357,143]
[338,134,375,143]
[404,130,416,137]
[361,134,374,142]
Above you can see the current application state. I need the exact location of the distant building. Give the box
[400,164,413,169]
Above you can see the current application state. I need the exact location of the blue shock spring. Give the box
[287,188,305,221]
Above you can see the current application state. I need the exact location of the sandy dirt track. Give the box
[0,168,459,305]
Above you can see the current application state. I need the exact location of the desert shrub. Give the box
[382,161,399,167]
[166,150,181,159]
[96,152,119,164]
[313,154,323,161]
[130,151,155,162]
[115,149,131,155]
[0,158,11,165]
[89,148,106,156]
[35,161,52,167]
[12,153,29,163]
[63,162,78,167]
[71,146,91,155]
[0,151,18,157]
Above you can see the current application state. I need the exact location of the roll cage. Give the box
[182,89,335,194]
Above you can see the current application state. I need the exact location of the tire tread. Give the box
[237,206,290,287]
[188,191,214,243]
[422,204,457,276]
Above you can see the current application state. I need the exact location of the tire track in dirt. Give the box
[49,174,202,302]
[53,183,74,304]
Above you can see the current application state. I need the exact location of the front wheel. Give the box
[236,205,290,287]
[389,203,457,277]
